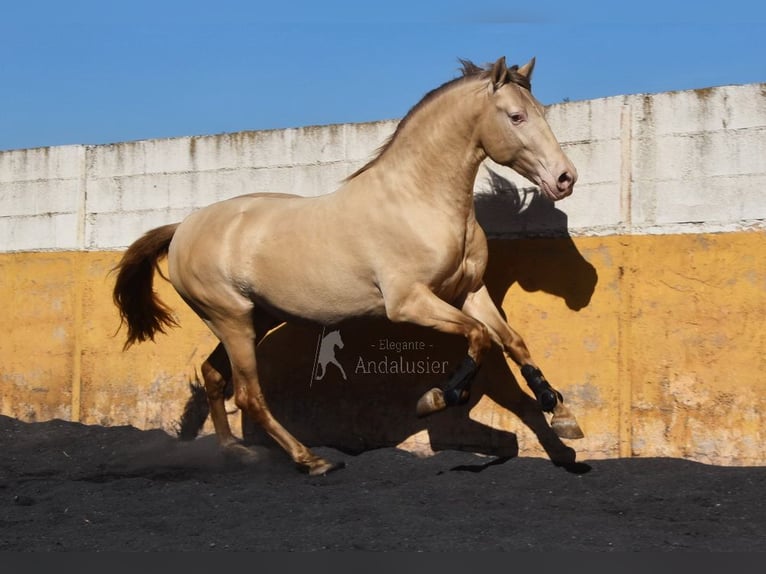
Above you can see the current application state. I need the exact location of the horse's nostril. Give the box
[557,171,575,192]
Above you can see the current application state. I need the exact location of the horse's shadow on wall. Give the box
[192,170,598,471]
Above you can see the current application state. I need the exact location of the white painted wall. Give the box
[1,83,764,252]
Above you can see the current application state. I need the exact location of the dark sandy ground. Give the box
[1,414,764,551]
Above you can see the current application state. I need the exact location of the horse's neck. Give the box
[360,80,487,214]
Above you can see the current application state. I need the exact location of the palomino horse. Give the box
[113,56,582,476]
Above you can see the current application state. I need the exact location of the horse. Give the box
[313,329,348,382]
[112,56,582,476]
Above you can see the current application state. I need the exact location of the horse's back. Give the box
[172,192,305,251]
[167,192,386,323]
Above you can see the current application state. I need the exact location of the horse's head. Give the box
[477,56,577,201]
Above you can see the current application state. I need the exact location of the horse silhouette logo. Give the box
[312,328,348,383]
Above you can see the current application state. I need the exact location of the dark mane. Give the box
[344,58,532,182]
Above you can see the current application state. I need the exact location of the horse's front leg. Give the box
[382,283,491,417]
[462,284,584,440]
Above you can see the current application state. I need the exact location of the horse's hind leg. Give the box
[200,343,237,447]
[212,318,343,476]
[462,284,584,439]
[200,312,283,448]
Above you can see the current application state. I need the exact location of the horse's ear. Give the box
[490,56,509,91]
[516,56,536,82]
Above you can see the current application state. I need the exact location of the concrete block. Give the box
[654,175,766,226]
[165,171,215,209]
[564,181,623,232]
[40,178,81,216]
[117,174,173,213]
[85,208,193,249]
[141,137,197,174]
[630,180,659,227]
[186,132,268,172]
[561,138,621,187]
[85,177,122,214]
[343,120,398,164]
[291,123,347,166]
[0,145,82,184]
[545,95,624,144]
[639,129,766,182]
[230,129,295,170]
[0,182,38,217]
[5,213,79,251]
[634,84,766,136]
[87,141,147,179]
[719,83,766,131]
[0,216,11,250]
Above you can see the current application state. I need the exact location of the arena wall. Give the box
[1,83,764,466]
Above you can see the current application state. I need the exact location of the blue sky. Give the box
[1,0,764,151]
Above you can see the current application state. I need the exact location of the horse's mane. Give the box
[344,58,532,182]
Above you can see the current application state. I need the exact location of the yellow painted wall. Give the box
[1,231,764,465]
[0,251,217,428]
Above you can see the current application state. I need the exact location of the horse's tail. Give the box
[112,223,180,350]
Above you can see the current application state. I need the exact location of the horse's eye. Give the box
[509,112,526,125]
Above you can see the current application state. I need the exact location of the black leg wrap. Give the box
[443,356,478,406]
[521,364,560,412]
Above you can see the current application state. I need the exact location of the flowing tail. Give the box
[112,223,180,350]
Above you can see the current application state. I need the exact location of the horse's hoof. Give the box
[549,399,584,439]
[551,415,585,439]
[307,459,346,477]
[416,388,447,418]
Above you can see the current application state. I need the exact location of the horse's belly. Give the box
[252,276,386,325]
[244,251,386,324]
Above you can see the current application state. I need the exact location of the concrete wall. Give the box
[1,83,765,466]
